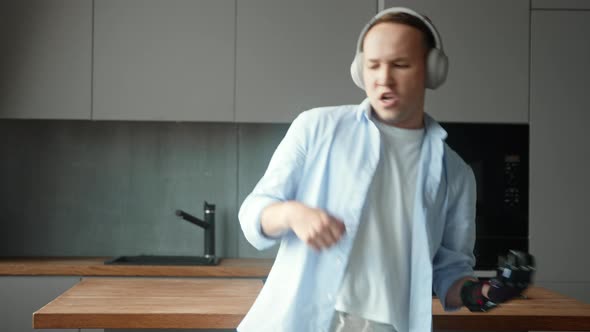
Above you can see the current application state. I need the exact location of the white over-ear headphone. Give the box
[350,7,448,90]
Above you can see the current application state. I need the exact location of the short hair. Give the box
[360,12,436,53]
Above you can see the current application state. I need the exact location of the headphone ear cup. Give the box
[426,48,448,89]
[350,53,365,90]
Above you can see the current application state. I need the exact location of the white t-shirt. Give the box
[335,117,424,331]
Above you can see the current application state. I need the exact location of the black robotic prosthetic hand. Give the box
[461,250,536,312]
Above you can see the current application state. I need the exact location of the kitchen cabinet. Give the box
[34,279,590,331]
[235,0,374,123]
[0,0,92,119]
[381,0,530,123]
[0,258,273,332]
[0,276,79,332]
[530,10,590,299]
[93,0,235,121]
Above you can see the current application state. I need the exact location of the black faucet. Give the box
[175,201,216,257]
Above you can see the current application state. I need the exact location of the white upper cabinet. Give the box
[0,0,92,119]
[529,10,590,282]
[532,0,590,9]
[235,0,375,123]
[93,0,235,121]
[382,0,530,123]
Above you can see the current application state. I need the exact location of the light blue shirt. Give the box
[238,99,477,332]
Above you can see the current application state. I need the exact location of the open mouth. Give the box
[379,92,398,106]
[380,92,396,101]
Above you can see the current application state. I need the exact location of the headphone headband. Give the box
[350,7,448,90]
[355,7,444,53]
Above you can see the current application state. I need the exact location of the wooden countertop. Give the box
[432,286,590,331]
[0,257,273,277]
[33,278,263,329]
[33,278,590,330]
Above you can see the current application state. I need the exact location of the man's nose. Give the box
[376,67,394,86]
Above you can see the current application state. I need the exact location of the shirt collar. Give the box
[424,113,448,140]
[355,98,373,122]
[355,98,448,141]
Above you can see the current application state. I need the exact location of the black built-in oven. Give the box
[441,123,529,271]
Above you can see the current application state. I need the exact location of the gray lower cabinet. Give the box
[0,276,80,332]
[235,0,374,123]
[0,0,92,119]
[93,0,235,121]
[530,10,590,288]
[381,0,530,123]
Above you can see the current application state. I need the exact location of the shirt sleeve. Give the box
[432,157,477,311]
[238,111,311,251]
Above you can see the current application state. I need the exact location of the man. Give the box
[238,7,528,332]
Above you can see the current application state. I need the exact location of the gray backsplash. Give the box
[0,120,288,258]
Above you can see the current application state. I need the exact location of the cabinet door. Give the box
[530,11,590,283]
[381,0,529,123]
[93,0,235,121]
[0,276,79,332]
[0,0,92,119]
[532,0,590,9]
[235,0,375,123]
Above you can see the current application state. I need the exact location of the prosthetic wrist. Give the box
[460,280,498,312]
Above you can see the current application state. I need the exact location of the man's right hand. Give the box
[288,205,346,251]
[260,201,346,251]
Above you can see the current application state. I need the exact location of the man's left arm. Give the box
[432,159,478,311]
[436,159,533,310]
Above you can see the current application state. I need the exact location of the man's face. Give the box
[362,22,427,129]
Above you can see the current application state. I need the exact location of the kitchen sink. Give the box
[104,255,220,266]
